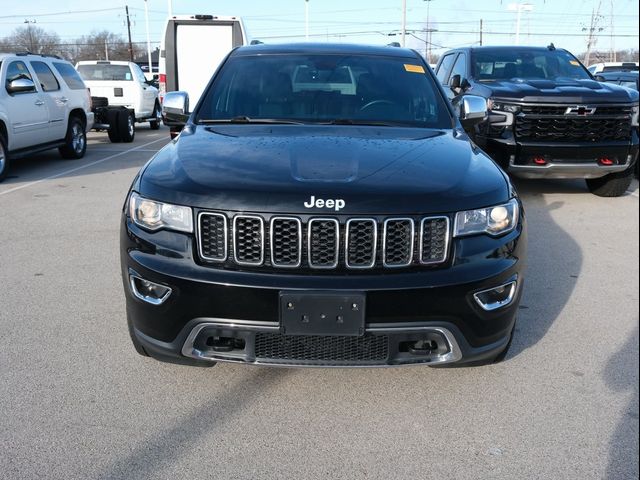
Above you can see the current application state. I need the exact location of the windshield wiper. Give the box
[199,116,305,125]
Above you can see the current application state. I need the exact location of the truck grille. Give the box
[198,213,451,272]
[515,104,633,142]
[254,332,389,364]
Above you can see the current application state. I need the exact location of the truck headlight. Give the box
[128,192,193,233]
[489,101,521,114]
[454,198,519,237]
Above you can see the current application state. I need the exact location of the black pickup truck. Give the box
[121,43,526,368]
[435,45,639,196]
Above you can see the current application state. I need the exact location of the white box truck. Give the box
[158,14,248,109]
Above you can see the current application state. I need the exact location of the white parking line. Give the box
[0,138,167,197]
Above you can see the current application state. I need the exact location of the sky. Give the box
[1,0,638,62]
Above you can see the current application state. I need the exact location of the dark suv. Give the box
[121,43,526,368]
[435,45,639,196]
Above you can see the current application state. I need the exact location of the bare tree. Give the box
[0,25,66,58]
[70,30,143,63]
[580,49,639,65]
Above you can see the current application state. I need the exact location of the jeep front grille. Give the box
[198,213,451,272]
[515,104,633,142]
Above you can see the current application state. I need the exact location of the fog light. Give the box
[129,274,172,305]
[473,279,517,311]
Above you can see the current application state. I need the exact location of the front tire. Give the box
[586,167,634,197]
[58,116,87,159]
[0,132,9,182]
[149,102,161,130]
[107,109,121,143]
[118,108,135,143]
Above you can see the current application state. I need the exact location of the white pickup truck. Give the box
[76,60,161,143]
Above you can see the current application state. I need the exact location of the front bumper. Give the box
[478,132,638,179]
[121,214,527,367]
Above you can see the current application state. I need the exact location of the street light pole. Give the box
[401,0,406,47]
[144,0,153,76]
[508,2,533,46]
[423,0,434,63]
[24,19,36,52]
[305,0,309,40]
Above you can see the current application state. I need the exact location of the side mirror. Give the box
[162,91,190,127]
[7,77,36,94]
[449,74,461,90]
[457,95,488,130]
[595,75,605,82]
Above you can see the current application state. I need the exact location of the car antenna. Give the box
[547,42,556,51]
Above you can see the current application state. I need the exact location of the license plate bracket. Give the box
[279,291,366,336]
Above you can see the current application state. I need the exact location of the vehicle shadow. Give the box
[605,327,639,479]
[506,178,584,358]
[94,366,291,480]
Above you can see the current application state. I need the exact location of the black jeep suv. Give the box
[435,45,639,196]
[121,43,526,368]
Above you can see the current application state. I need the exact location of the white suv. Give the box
[0,53,94,181]
[76,61,161,133]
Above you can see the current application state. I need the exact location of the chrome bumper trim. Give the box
[181,319,463,367]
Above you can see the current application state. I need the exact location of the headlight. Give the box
[128,192,193,233]
[489,100,521,114]
[454,198,519,237]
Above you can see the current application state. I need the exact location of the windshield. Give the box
[196,53,452,128]
[77,64,133,81]
[472,49,592,81]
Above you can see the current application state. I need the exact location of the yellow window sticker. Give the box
[569,60,580,66]
[404,64,425,73]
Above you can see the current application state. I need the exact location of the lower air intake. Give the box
[254,333,389,365]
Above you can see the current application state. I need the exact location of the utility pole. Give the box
[479,19,483,46]
[125,5,134,62]
[583,1,603,67]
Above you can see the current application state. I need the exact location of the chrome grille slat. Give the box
[233,215,264,266]
[308,218,339,269]
[419,216,450,265]
[382,218,414,267]
[345,218,377,269]
[198,213,449,270]
[198,212,228,262]
[270,217,302,268]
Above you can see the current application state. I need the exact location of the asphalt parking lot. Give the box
[1,127,638,480]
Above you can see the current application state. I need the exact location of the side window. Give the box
[449,53,467,83]
[5,61,35,93]
[30,61,60,92]
[52,62,86,90]
[131,64,147,83]
[436,54,456,84]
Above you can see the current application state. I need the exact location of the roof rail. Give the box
[14,51,62,59]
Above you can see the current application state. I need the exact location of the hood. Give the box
[475,77,639,104]
[139,125,509,215]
